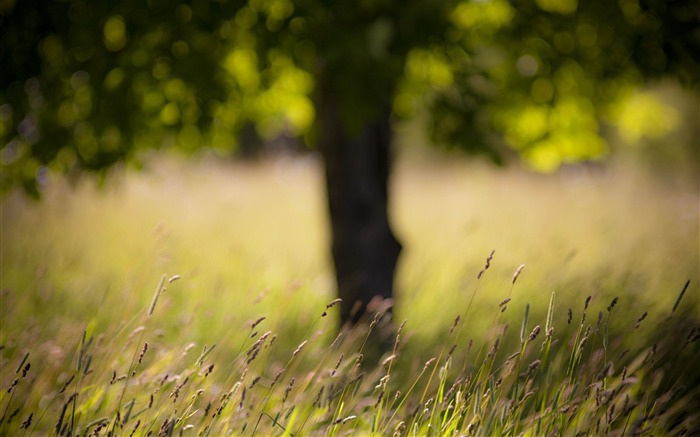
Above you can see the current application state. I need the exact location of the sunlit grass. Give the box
[1,151,698,435]
[393,154,698,344]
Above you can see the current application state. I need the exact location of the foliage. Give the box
[423,0,699,170]
[2,0,698,194]
[1,157,698,435]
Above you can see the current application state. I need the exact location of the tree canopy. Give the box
[1,0,698,194]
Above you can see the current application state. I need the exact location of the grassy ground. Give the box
[1,152,698,435]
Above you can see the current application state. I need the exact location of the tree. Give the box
[2,0,698,325]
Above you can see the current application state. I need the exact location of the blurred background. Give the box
[1,0,698,349]
[1,0,698,186]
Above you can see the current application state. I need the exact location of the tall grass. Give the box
[1,262,697,435]
[1,153,698,435]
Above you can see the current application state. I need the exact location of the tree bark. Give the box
[317,85,402,326]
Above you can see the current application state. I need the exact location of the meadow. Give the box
[1,151,698,436]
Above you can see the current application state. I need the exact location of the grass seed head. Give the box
[312,385,324,407]
[506,352,520,363]
[478,249,495,279]
[204,364,214,377]
[271,369,285,387]
[354,354,364,369]
[7,378,18,393]
[334,353,344,370]
[239,387,246,410]
[329,330,344,349]
[393,421,406,437]
[450,315,460,334]
[634,312,648,329]
[248,376,262,389]
[325,298,342,310]
[512,264,525,284]
[251,317,266,329]
[374,390,385,408]
[448,344,457,356]
[488,338,500,359]
[293,340,308,357]
[322,298,342,317]
[398,319,407,335]
[59,374,75,393]
[20,413,33,430]
[578,336,589,352]
[246,348,260,365]
[376,375,390,390]
[148,274,167,316]
[608,403,615,423]
[282,377,295,402]
[138,342,148,364]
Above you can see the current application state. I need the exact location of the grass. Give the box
[1,151,698,435]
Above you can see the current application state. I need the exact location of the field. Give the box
[1,151,698,435]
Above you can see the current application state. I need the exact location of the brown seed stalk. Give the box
[282,378,296,403]
[271,369,285,388]
[512,264,525,284]
[292,341,308,357]
[251,317,266,330]
[20,413,33,430]
[477,250,495,279]
[634,312,648,329]
[450,316,460,334]
[138,343,148,364]
[322,299,343,317]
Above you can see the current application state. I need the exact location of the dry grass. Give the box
[1,151,698,435]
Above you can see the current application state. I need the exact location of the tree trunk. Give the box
[317,85,402,326]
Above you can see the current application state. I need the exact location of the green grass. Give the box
[1,153,698,435]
